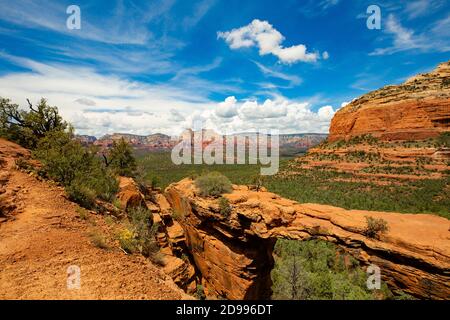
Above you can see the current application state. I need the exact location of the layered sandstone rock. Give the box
[117,176,147,211]
[150,196,198,292]
[165,179,450,300]
[294,141,450,182]
[116,176,198,292]
[329,61,450,141]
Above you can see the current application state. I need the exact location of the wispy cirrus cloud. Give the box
[50,40,182,75]
[0,0,187,78]
[0,52,213,135]
[172,57,223,80]
[0,0,178,45]
[182,0,218,29]
[350,71,390,92]
[74,98,96,106]
[370,14,450,55]
[253,61,302,87]
[297,0,341,17]
[403,0,445,19]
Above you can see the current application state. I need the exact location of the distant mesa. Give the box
[75,134,97,145]
[76,131,328,155]
[76,133,175,151]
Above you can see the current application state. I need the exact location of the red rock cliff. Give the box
[329,61,450,141]
[165,179,450,300]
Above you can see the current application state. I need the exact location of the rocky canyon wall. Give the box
[164,179,450,300]
[329,61,450,141]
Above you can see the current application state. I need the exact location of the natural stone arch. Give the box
[164,179,450,300]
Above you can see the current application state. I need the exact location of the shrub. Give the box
[393,290,416,300]
[442,77,450,87]
[149,176,160,189]
[15,158,33,172]
[188,170,198,180]
[66,179,97,209]
[118,228,136,253]
[124,207,161,262]
[0,97,68,149]
[104,215,115,226]
[1,96,126,210]
[364,216,389,238]
[195,285,206,300]
[195,172,232,197]
[76,207,89,220]
[107,138,137,177]
[437,132,450,148]
[112,197,122,210]
[128,207,152,228]
[251,175,265,191]
[133,167,158,202]
[89,231,109,250]
[34,131,118,208]
[181,254,189,262]
[218,196,232,218]
[67,173,118,209]
[33,130,80,184]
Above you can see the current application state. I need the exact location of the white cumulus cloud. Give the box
[218,19,322,64]
[208,96,336,134]
[215,96,239,118]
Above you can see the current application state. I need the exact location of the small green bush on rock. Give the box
[195,172,232,197]
[124,207,163,264]
[218,196,232,218]
[195,285,206,300]
[364,216,389,238]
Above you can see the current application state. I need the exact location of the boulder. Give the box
[155,193,172,219]
[166,220,186,247]
[117,177,146,211]
[162,255,196,290]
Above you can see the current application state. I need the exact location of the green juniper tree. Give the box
[107,138,137,177]
[0,97,68,149]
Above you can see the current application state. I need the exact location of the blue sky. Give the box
[0,0,449,136]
